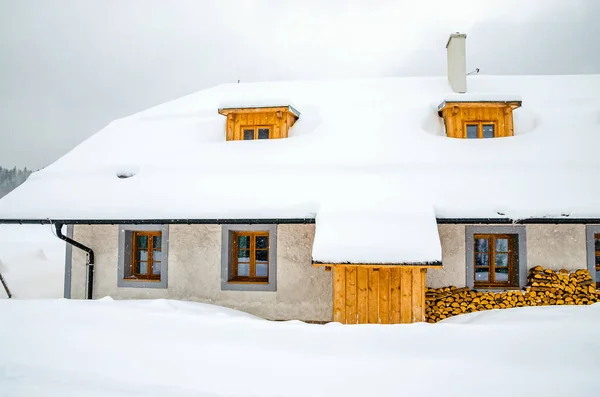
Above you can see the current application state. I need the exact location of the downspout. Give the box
[54,223,95,300]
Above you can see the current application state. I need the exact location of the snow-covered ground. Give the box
[0,225,65,298]
[0,299,598,397]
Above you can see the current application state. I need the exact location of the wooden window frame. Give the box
[126,231,162,282]
[230,231,270,283]
[464,121,497,139]
[473,233,517,289]
[241,125,272,140]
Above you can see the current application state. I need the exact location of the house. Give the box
[0,33,599,324]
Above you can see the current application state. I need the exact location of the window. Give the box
[242,126,271,140]
[128,231,162,281]
[586,226,600,288]
[465,122,495,139]
[221,224,277,291]
[474,234,516,288]
[466,226,526,289]
[230,231,269,282]
[118,225,169,289]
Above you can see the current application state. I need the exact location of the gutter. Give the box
[0,217,599,225]
[54,223,95,300]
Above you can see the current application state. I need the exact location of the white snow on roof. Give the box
[312,193,442,264]
[0,74,599,223]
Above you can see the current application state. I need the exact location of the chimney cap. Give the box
[446,32,467,48]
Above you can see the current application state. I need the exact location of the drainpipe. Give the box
[0,270,11,298]
[54,223,95,300]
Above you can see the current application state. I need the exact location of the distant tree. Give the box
[0,166,33,199]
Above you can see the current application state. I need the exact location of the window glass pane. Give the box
[495,253,509,268]
[475,253,489,267]
[136,262,148,275]
[466,124,478,139]
[152,261,161,276]
[594,237,600,251]
[475,238,488,252]
[256,249,268,262]
[243,129,254,140]
[475,268,489,282]
[495,238,508,252]
[482,124,495,138]
[256,263,268,277]
[136,235,148,249]
[153,250,162,262]
[256,235,269,249]
[238,264,250,277]
[238,235,250,249]
[153,235,161,250]
[237,249,250,261]
[136,250,148,261]
[495,268,509,282]
[595,255,600,268]
[258,128,270,139]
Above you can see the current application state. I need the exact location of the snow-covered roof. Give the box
[0,74,599,224]
[312,192,442,265]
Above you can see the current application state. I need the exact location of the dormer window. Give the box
[243,126,270,140]
[218,105,300,141]
[437,100,521,139]
[466,122,495,139]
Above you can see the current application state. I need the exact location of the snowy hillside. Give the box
[0,299,598,397]
[0,225,64,298]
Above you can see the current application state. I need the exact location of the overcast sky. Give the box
[1,0,599,169]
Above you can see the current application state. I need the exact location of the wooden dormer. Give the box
[218,105,300,141]
[438,101,521,139]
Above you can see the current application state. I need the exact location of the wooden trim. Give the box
[230,231,269,283]
[130,231,162,281]
[464,121,498,138]
[473,233,517,288]
[240,125,272,140]
[218,106,297,116]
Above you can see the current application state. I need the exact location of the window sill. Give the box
[227,280,269,285]
[473,286,521,292]
[123,278,161,283]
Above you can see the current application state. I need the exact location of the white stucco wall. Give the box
[426,224,588,288]
[70,224,332,321]
[69,222,589,318]
[526,224,586,271]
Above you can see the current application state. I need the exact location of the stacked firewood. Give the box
[425,266,599,323]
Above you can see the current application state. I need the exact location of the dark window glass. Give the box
[495,253,509,268]
[258,128,270,139]
[466,124,478,139]
[243,129,254,140]
[594,237,600,251]
[476,253,489,267]
[136,235,148,249]
[496,238,508,252]
[256,236,269,249]
[475,238,488,252]
[153,236,161,249]
[238,235,250,249]
[256,250,268,262]
[237,249,250,261]
[482,124,495,138]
